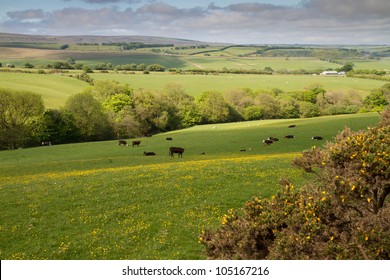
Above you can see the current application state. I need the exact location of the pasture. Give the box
[1,70,386,109]
[0,72,87,108]
[91,72,386,97]
[0,113,381,259]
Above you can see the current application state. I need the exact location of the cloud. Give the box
[1,0,389,44]
[75,0,142,3]
[7,9,46,20]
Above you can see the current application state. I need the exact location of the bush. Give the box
[200,108,390,259]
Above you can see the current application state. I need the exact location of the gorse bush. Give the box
[200,108,390,259]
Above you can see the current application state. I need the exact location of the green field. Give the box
[0,70,386,109]
[1,44,389,72]
[0,113,381,259]
[91,72,386,97]
[0,72,88,108]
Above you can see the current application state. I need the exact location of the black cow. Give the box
[288,124,296,128]
[284,135,295,139]
[144,151,156,156]
[41,141,52,146]
[312,136,323,140]
[144,133,153,137]
[263,139,273,145]
[118,140,128,146]
[132,140,141,147]
[268,137,279,142]
[169,147,184,158]
[166,137,173,141]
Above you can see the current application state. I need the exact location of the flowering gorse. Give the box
[200,108,390,259]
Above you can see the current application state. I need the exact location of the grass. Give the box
[0,113,381,259]
[91,72,387,97]
[0,72,88,108]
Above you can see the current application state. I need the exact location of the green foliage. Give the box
[32,109,81,144]
[339,62,355,72]
[0,88,44,149]
[363,83,390,111]
[64,92,113,141]
[200,108,390,259]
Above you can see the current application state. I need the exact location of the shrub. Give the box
[200,108,390,259]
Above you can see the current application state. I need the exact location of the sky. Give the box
[0,0,389,44]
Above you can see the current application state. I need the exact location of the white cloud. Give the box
[1,0,389,44]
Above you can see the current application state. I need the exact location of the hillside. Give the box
[0,32,215,47]
[0,113,381,259]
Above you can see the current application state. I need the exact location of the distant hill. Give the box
[0,32,220,47]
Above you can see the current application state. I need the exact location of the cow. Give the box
[144,133,153,137]
[132,140,141,147]
[268,137,279,142]
[312,136,323,140]
[169,147,184,158]
[284,135,295,139]
[263,139,273,145]
[240,149,246,152]
[41,141,51,146]
[166,137,173,141]
[144,151,156,156]
[288,125,296,128]
[118,140,128,146]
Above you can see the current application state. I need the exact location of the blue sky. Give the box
[1,0,389,44]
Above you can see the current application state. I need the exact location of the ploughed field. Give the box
[0,113,380,259]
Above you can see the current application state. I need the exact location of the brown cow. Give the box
[169,147,184,158]
[132,140,141,147]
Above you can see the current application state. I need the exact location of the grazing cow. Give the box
[312,136,323,140]
[284,135,295,139]
[118,140,128,146]
[166,137,173,141]
[268,137,279,142]
[288,125,296,128]
[144,133,153,137]
[240,149,246,152]
[169,147,185,158]
[263,139,273,145]
[132,140,141,147]
[144,151,156,156]
[41,141,51,146]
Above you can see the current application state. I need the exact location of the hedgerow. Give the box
[200,108,390,259]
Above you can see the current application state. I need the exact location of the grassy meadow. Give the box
[91,72,386,97]
[1,70,386,109]
[0,72,87,108]
[0,113,381,259]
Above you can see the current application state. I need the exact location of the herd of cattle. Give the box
[118,137,185,157]
[261,125,323,146]
[115,124,324,158]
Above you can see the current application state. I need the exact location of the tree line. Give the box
[1,82,389,149]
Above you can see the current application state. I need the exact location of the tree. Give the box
[0,89,44,149]
[196,91,231,124]
[254,93,281,119]
[64,93,112,141]
[364,87,389,111]
[200,108,390,259]
[339,62,354,72]
[33,109,80,144]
